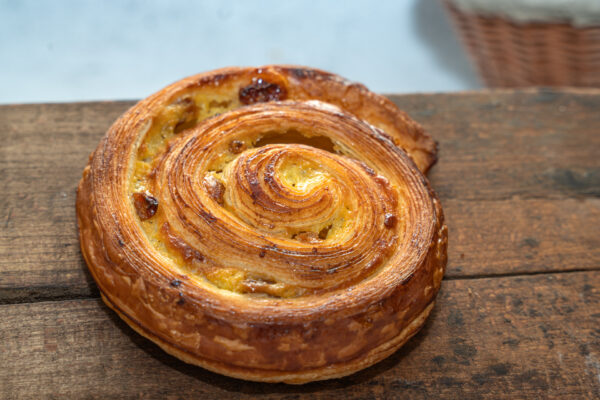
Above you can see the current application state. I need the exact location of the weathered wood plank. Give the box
[1,90,599,301]
[390,89,600,200]
[0,103,129,301]
[445,197,600,277]
[1,271,598,399]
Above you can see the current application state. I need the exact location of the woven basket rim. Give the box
[442,0,600,31]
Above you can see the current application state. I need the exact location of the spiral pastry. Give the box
[77,66,447,383]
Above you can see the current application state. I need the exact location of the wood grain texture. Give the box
[445,198,600,278]
[0,102,130,302]
[1,90,599,302]
[1,271,598,399]
[390,89,600,200]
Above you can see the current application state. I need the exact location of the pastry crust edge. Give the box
[102,292,435,384]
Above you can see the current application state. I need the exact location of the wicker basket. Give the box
[442,0,600,87]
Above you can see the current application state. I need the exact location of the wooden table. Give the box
[1,89,599,399]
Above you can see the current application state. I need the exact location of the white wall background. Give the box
[0,0,481,104]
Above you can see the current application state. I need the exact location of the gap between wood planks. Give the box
[435,193,600,202]
[1,267,598,306]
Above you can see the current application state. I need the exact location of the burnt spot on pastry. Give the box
[384,213,397,229]
[170,279,182,287]
[203,175,225,205]
[229,140,247,154]
[239,78,287,105]
[133,192,159,220]
[173,97,199,134]
[259,249,266,258]
[176,292,185,305]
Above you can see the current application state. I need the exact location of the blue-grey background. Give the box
[0,0,480,104]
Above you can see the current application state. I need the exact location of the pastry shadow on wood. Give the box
[96,294,437,393]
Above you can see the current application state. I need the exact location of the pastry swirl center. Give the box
[136,101,408,297]
[222,144,357,241]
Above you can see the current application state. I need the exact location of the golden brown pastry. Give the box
[77,65,447,384]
